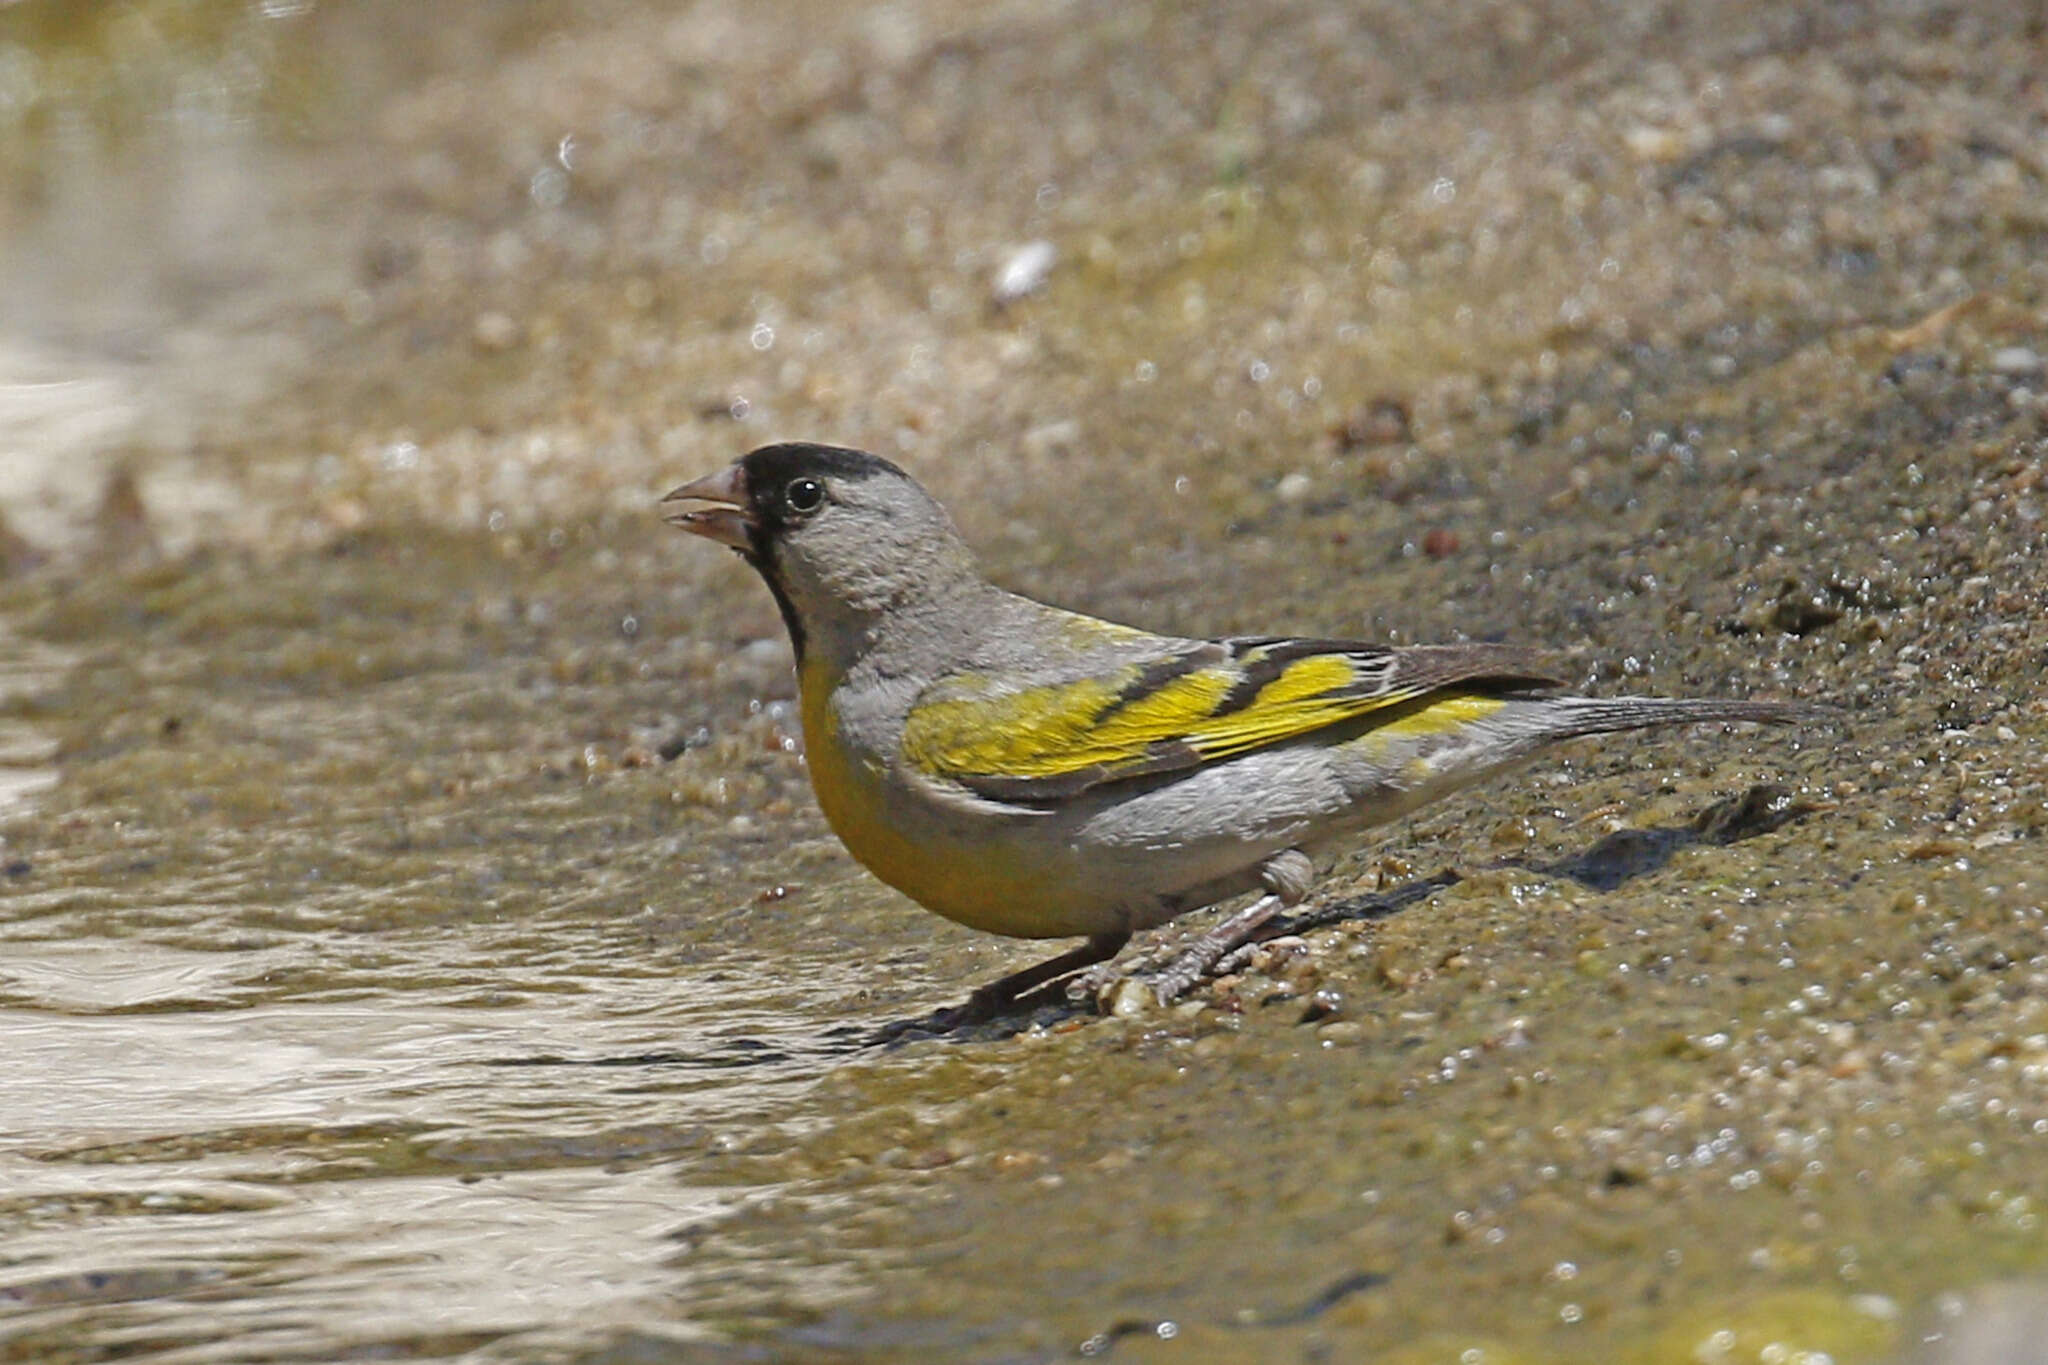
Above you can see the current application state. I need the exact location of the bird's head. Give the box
[664,443,980,661]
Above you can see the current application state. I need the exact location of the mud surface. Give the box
[2,2,2047,1361]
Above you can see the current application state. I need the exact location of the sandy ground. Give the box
[2,1,2047,1361]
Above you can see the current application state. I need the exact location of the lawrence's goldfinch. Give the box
[664,443,1807,1026]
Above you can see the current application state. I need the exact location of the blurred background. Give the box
[2,1,2046,1362]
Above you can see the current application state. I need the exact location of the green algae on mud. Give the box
[0,521,832,940]
[11,416,2044,1362]
[675,709,2048,1359]
[4,0,2048,1361]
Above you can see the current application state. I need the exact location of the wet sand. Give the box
[2,1,2047,1360]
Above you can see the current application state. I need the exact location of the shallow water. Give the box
[0,984,842,1358]
[0,627,65,811]
[4,0,2048,1361]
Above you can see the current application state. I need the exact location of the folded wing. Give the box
[900,638,1564,802]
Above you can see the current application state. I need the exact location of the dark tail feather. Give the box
[1538,696,1821,741]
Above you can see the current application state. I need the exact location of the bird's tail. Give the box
[1331,690,1819,824]
[1530,695,1817,741]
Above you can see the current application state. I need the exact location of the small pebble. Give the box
[1330,399,1411,450]
[991,240,1057,303]
[1301,987,1346,1023]
[1989,346,2042,377]
[1621,125,1688,162]
[1105,978,1156,1017]
[473,312,522,351]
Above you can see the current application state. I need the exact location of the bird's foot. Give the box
[1071,887,1296,1015]
[869,931,1131,1045]
[1070,853,1313,1014]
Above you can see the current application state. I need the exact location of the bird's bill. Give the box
[661,464,753,548]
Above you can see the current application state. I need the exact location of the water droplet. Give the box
[529,166,569,208]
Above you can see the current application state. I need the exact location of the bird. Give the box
[663,442,1810,1030]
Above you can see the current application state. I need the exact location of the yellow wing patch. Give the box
[1370,693,1509,738]
[1089,669,1237,753]
[902,672,1124,779]
[900,644,1490,799]
[1185,654,1365,759]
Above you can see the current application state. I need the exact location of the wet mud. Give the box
[2,1,2047,1361]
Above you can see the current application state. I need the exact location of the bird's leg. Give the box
[871,931,1131,1043]
[1090,850,1316,1012]
[960,931,1132,1018]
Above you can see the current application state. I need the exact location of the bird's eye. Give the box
[784,477,825,514]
